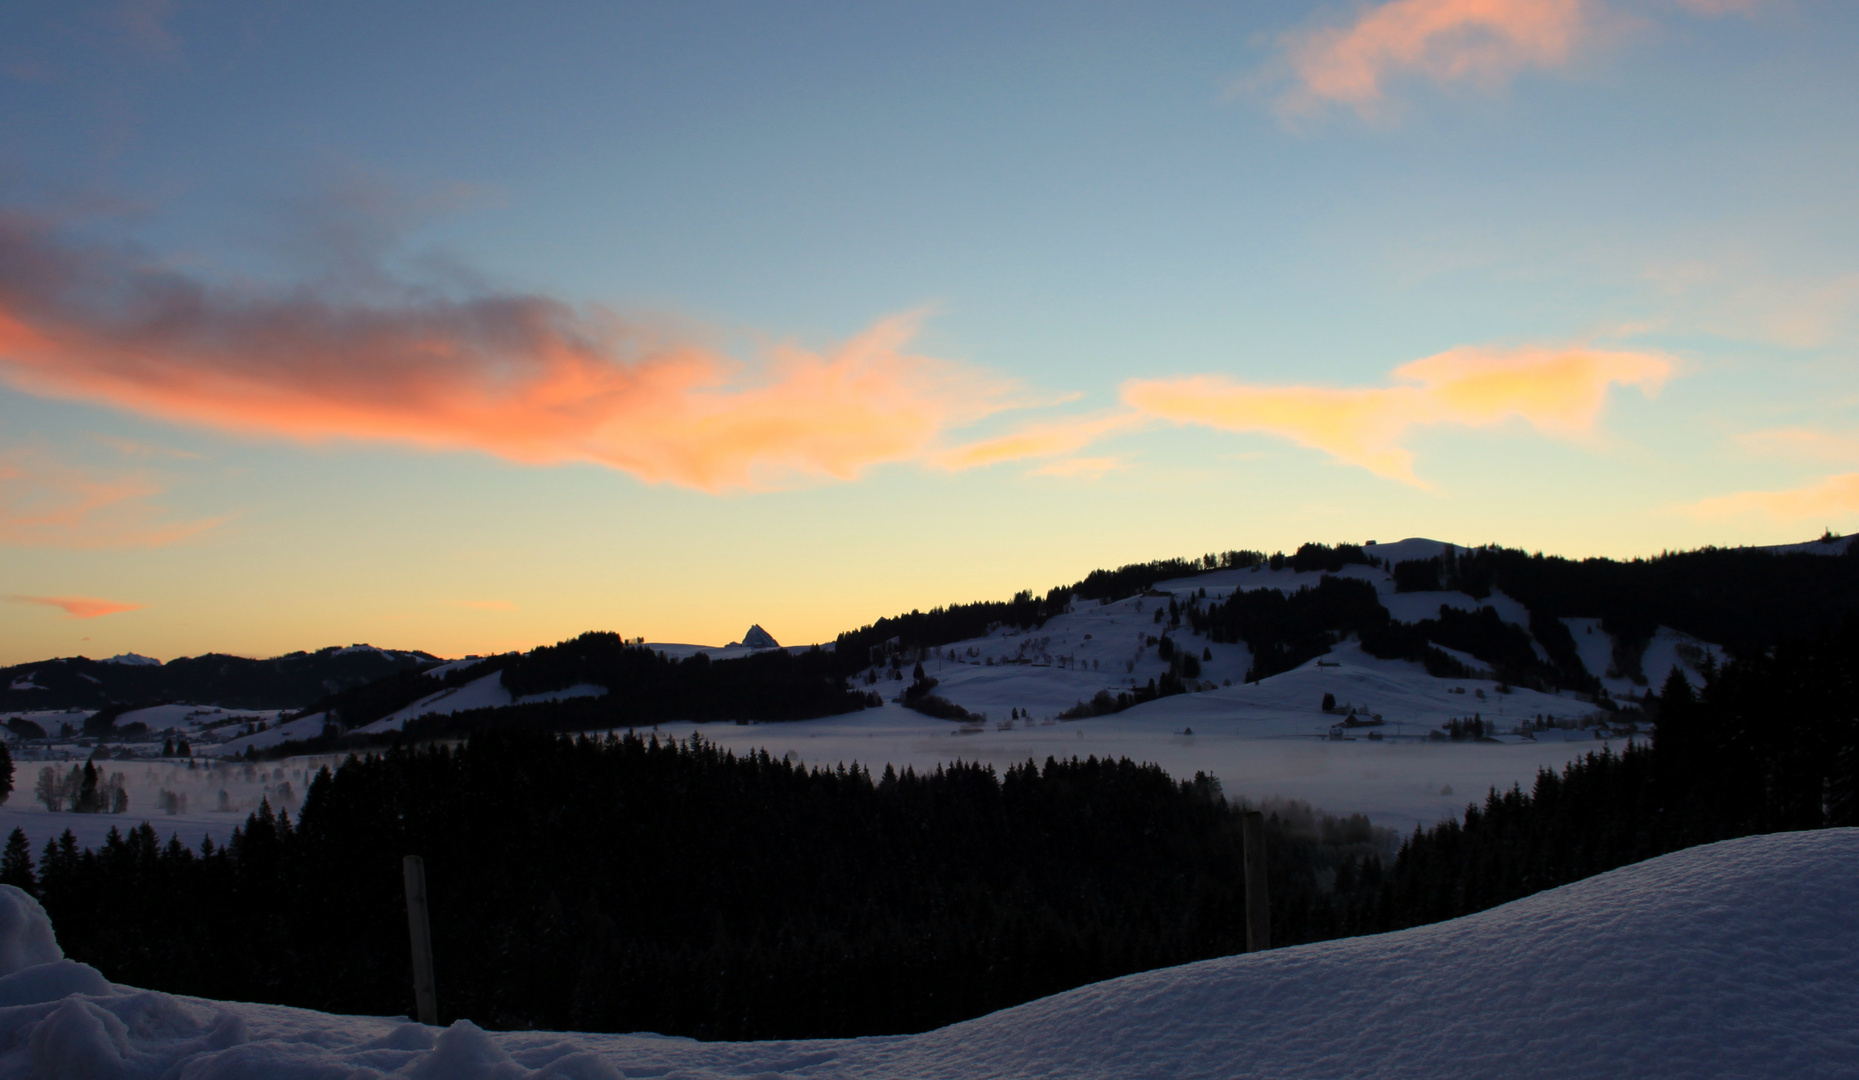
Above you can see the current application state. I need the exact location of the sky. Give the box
[2,0,1857,665]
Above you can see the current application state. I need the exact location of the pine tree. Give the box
[0,829,34,894]
[0,740,14,805]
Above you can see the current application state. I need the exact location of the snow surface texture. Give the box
[0,829,1852,1078]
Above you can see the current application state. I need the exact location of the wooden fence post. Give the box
[1242,810,1271,953]
[402,855,439,1025]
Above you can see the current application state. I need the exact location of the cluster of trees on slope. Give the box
[0,647,440,713]
[10,616,1855,1038]
[1388,539,1859,667]
[835,538,1859,698]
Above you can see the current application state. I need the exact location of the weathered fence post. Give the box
[1242,810,1271,953]
[402,855,439,1025]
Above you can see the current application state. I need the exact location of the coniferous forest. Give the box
[3,616,1854,1039]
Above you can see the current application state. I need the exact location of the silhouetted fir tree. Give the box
[0,828,34,894]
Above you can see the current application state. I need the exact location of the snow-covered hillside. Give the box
[872,537,1720,719]
[2,828,1850,1078]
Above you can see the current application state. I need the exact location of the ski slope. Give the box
[1,828,1850,1078]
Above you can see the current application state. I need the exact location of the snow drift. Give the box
[0,829,1853,1078]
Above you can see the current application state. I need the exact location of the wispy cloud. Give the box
[935,411,1148,472]
[1734,427,1859,463]
[8,595,144,619]
[0,447,227,548]
[1261,0,1757,122]
[1122,344,1672,483]
[1688,473,1859,523]
[0,212,1021,493]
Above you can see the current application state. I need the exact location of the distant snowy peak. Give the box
[739,624,780,649]
[100,653,160,666]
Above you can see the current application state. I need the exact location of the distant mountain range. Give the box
[5,533,1856,726]
[0,645,439,712]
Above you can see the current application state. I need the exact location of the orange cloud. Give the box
[1122,345,1672,483]
[1267,0,1757,119]
[934,411,1148,472]
[1687,474,1859,523]
[0,214,1017,493]
[8,595,144,619]
[0,448,228,548]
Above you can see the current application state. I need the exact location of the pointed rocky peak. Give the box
[740,624,779,649]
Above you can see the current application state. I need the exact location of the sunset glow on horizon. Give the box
[3,0,1856,665]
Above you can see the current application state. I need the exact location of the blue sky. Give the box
[3,0,1857,663]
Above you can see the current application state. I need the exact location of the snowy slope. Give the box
[356,672,605,735]
[2,828,1851,1078]
[1753,532,1852,555]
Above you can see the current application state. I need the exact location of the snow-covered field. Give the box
[0,828,1849,1078]
[0,756,343,853]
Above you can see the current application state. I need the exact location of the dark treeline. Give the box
[1303,619,1859,936]
[831,589,1067,675]
[1390,538,1859,656]
[7,736,1376,1039]
[1183,575,1536,687]
[498,633,872,721]
[1191,576,1384,681]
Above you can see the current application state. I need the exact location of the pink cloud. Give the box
[1266,0,1759,120]
[8,595,144,619]
[0,214,1018,493]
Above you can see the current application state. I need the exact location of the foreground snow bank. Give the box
[1,829,1854,1079]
